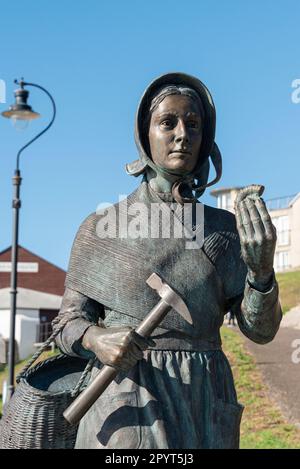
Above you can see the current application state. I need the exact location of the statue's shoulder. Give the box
[76,211,98,234]
[75,188,140,238]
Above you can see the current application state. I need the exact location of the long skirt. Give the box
[75,349,244,449]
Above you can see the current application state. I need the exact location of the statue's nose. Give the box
[174,122,189,145]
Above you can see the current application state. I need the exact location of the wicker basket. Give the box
[0,354,91,449]
[0,313,95,450]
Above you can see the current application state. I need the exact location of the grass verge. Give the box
[221,326,300,449]
[277,270,300,314]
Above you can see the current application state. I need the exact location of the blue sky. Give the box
[0,0,299,270]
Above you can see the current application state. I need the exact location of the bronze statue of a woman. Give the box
[54,73,282,449]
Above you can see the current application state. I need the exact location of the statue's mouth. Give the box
[170,150,192,156]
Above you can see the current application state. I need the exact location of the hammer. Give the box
[63,272,192,425]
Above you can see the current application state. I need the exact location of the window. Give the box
[217,193,232,211]
[272,215,290,246]
[274,251,290,271]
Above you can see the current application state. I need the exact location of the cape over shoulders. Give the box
[78,193,239,244]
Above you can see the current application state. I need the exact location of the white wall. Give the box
[290,196,300,269]
[270,208,291,272]
[16,310,40,360]
[0,309,40,361]
[0,310,10,338]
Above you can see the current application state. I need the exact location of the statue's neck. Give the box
[146,168,180,193]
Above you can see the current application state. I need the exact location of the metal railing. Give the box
[266,195,297,211]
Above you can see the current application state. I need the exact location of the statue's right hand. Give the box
[82,325,155,372]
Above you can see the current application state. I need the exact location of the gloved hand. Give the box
[235,185,277,291]
[82,325,155,372]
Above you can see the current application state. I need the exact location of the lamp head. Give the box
[1,79,40,129]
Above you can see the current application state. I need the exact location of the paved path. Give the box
[239,324,300,428]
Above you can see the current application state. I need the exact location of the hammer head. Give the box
[146,273,193,325]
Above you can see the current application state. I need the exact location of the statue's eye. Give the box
[161,119,173,128]
[188,121,198,129]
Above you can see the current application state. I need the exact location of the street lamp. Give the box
[1,79,56,401]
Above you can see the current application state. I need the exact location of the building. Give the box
[210,187,243,213]
[0,246,65,361]
[210,187,300,273]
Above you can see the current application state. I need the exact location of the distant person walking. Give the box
[228,311,236,327]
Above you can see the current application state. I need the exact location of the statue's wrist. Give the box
[247,269,274,292]
[82,325,104,352]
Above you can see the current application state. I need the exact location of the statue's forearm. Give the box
[236,275,282,344]
[53,287,104,359]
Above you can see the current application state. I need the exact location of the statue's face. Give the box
[148,94,203,174]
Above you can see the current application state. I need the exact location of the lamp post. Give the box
[1,79,56,400]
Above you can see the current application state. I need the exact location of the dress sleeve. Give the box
[229,274,282,344]
[52,287,105,359]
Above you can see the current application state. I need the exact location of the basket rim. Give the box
[16,354,90,398]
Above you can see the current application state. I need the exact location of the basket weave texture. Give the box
[0,354,90,449]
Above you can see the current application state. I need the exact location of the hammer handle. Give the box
[135,299,171,337]
[63,300,171,425]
